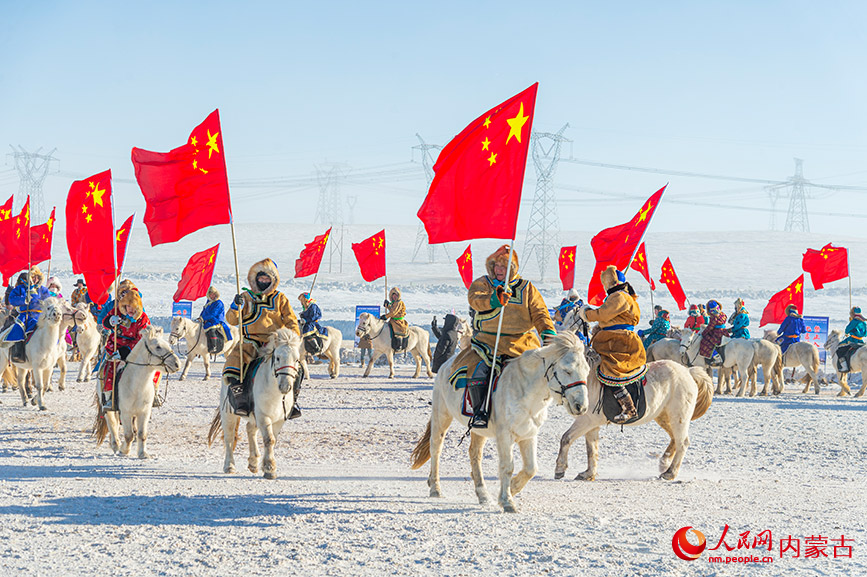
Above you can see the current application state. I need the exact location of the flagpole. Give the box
[229,217,245,384]
[109,178,120,410]
[482,242,515,425]
[308,272,319,297]
[26,196,32,298]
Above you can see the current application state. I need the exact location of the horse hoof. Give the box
[139,452,151,460]
[575,471,596,481]
[263,471,277,480]
[224,465,237,474]
[501,502,518,513]
[39,405,47,412]
[659,471,676,481]
[554,471,565,480]
[429,488,442,498]
[248,465,258,474]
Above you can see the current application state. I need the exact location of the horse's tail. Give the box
[410,419,432,470]
[206,407,222,447]
[91,389,108,446]
[689,366,713,421]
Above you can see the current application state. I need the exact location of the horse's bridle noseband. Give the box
[545,362,587,398]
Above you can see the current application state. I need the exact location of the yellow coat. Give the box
[226,258,300,344]
[384,299,408,336]
[585,290,645,379]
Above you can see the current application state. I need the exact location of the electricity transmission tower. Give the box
[411,134,449,263]
[783,158,810,232]
[314,162,350,272]
[8,146,56,222]
[523,125,569,281]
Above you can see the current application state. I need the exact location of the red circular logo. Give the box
[672,526,706,561]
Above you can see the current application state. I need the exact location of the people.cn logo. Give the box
[672,526,707,561]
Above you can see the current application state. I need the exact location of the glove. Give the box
[233,294,244,306]
[496,286,511,306]
[431,317,438,329]
[379,315,387,320]
[577,306,590,322]
[108,315,121,327]
[638,330,645,337]
[383,299,390,308]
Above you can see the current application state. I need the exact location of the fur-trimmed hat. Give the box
[485,245,520,281]
[247,258,280,296]
[389,286,402,301]
[688,304,699,315]
[567,288,580,301]
[786,304,799,316]
[734,298,745,309]
[707,300,721,311]
[29,266,43,286]
[118,284,144,320]
[207,286,220,300]
[599,265,626,290]
[851,306,865,321]
[47,276,62,292]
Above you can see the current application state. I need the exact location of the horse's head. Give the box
[263,328,303,394]
[679,329,697,351]
[825,329,842,351]
[58,299,87,327]
[168,315,186,345]
[140,325,181,374]
[541,332,591,416]
[355,312,372,338]
[38,297,63,327]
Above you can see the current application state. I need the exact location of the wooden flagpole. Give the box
[848,249,852,311]
[481,242,515,424]
[229,218,245,384]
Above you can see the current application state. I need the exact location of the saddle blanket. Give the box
[595,369,647,425]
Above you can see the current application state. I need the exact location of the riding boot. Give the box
[612,386,637,424]
[225,375,250,417]
[288,371,303,420]
[467,379,490,429]
[10,341,26,364]
[101,388,115,412]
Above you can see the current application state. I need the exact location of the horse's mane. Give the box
[262,328,302,354]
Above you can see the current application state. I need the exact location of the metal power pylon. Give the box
[411,134,449,263]
[8,146,57,222]
[523,125,569,281]
[783,158,809,232]
[314,162,350,272]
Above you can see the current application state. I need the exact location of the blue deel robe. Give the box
[777,315,806,353]
[201,299,232,341]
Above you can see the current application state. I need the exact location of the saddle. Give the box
[388,324,409,353]
[836,343,862,373]
[304,334,324,355]
[596,378,647,425]
[205,327,225,355]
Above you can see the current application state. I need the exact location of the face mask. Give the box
[49,290,58,297]
[256,277,271,292]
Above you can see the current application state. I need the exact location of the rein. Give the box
[359,318,386,341]
[544,360,586,398]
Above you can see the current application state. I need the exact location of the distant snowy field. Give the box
[1,225,865,575]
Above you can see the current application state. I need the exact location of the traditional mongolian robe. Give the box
[586,287,645,381]
[729,307,750,339]
[699,311,728,357]
[201,297,232,341]
[384,289,408,337]
[776,314,806,353]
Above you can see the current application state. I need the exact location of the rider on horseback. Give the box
[554,289,582,323]
[223,258,301,419]
[776,304,806,354]
[699,300,728,365]
[200,286,232,354]
[100,280,150,411]
[836,306,866,372]
[298,292,327,355]
[578,266,646,423]
[639,308,670,349]
[729,298,750,339]
[684,304,705,332]
[452,245,556,429]
[383,287,409,351]
[3,267,52,363]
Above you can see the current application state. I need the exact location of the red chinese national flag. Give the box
[418,84,538,243]
[173,244,220,302]
[760,275,804,326]
[456,244,473,289]
[559,246,577,291]
[132,109,232,246]
[658,257,687,311]
[630,243,656,291]
[0,194,17,284]
[351,230,386,282]
[115,214,135,272]
[587,185,666,305]
[802,243,848,290]
[0,195,13,222]
[29,207,56,265]
[65,170,116,304]
[295,227,331,278]
[0,197,32,284]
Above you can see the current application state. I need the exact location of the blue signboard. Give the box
[802,315,829,362]
[172,301,193,319]
[355,305,382,346]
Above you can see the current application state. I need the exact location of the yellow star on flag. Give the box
[116,228,126,242]
[190,136,198,147]
[86,214,93,223]
[47,217,54,232]
[487,152,497,166]
[81,205,88,215]
[483,116,491,129]
[206,129,220,159]
[481,137,491,151]
[91,182,106,207]
[637,202,654,222]
[505,103,530,145]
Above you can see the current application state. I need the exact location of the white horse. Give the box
[92,326,181,458]
[554,359,713,481]
[300,326,343,379]
[680,330,755,396]
[70,303,101,382]
[561,308,590,340]
[825,329,867,397]
[646,337,684,363]
[169,316,238,381]
[207,329,304,479]
[0,297,65,410]
[355,313,433,378]
[762,330,821,394]
[411,332,591,513]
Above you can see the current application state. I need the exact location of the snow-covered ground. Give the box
[2,225,865,575]
[0,357,864,576]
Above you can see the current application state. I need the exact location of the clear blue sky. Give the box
[2,1,866,233]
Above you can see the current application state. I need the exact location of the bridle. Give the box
[125,338,177,369]
[544,360,587,399]
[357,316,386,341]
[170,317,204,355]
[679,331,700,366]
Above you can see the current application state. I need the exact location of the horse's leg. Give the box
[246,419,260,474]
[31,367,47,411]
[838,372,851,396]
[15,367,28,407]
[656,412,676,473]
[386,349,395,379]
[576,427,601,481]
[57,356,67,391]
[362,351,379,378]
[660,417,690,481]
[259,417,278,479]
[120,412,134,456]
[734,365,748,398]
[136,404,153,459]
[410,347,422,378]
[855,373,866,397]
[510,437,539,497]
[202,351,211,380]
[105,409,121,454]
[468,433,489,505]
[495,430,517,513]
[554,418,595,479]
[179,352,193,381]
[427,405,452,498]
[221,408,240,473]
[329,347,339,379]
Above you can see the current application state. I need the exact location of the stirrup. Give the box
[288,404,302,420]
[469,411,489,429]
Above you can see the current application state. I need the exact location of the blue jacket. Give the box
[97,297,115,330]
[777,315,806,353]
[639,316,670,347]
[841,318,867,347]
[730,309,750,339]
[300,301,326,337]
[7,284,52,340]
[201,299,232,341]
